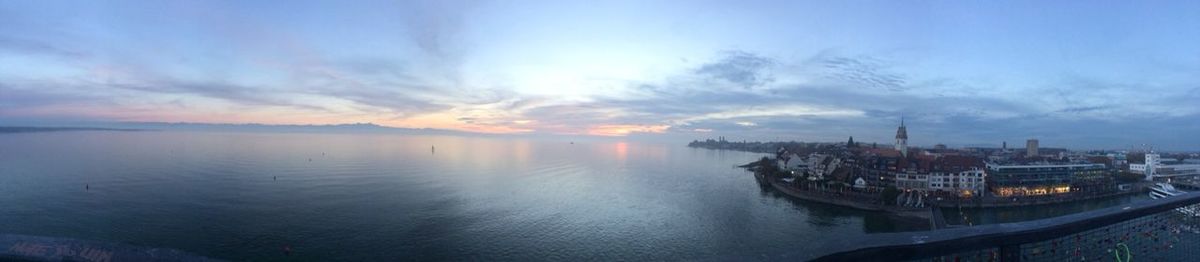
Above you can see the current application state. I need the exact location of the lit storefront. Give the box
[993,185,1072,197]
[986,163,1109,198]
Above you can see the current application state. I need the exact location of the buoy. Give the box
[274,176,277,180]
[86,184,89,190]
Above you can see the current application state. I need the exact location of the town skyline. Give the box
[690,120,1200,153]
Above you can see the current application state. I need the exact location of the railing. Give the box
[812,193,1200,261]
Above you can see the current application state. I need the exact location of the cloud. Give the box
[693,51,776,88]
[335,58,412,80]
[451,51,914,138]
[0,36,86,58]
[400,0,479,84]
[106,79,292,109]
[1055,105,1111,114]
[678,105,864,125]
[0,81,106,110]
[485,49,1199,149]
[815,54,908,92]
[586,124,670,136]
[459,51,875,137]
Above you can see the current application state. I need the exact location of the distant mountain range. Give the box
[0,122,470,135]
[0,126,142,133]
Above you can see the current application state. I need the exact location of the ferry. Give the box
[1149,183,1200,217]
[1149,183,1186,199]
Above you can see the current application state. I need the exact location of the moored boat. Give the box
[1149,183,1200,217]
[1150,183,1186,199]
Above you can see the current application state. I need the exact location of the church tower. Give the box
[895,118,908,157]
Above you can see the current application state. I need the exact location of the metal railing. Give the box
[812,193,1200,261]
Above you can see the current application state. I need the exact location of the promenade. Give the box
[753,172,931,221]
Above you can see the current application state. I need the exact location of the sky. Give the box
[1,1,1199,149]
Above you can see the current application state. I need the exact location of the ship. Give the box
[1149,183,1200,217]
[1150,183,1186,199]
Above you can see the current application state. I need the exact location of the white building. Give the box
[1131,153,1200,181]
[802,154,841,181]
[1129,155,1156,179]
[777,153,805,170]
[895,172,928,191]
[928,168,987,196]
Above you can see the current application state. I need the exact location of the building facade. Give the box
[986,163,1107,197]
[895,172,928,191]
[929,168,987,197]
[1129,153,1160,178]
[1131,153,1200,181]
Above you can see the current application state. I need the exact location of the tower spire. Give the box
[894,117,908,157]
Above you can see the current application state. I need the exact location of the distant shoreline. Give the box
[0,126,145,133]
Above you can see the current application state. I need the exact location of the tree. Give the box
[750,157,782,177]
[881,186,900,205]
[847,136,856,148]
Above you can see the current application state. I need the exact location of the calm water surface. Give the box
[0,131,910,261]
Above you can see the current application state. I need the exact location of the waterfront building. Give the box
[895,172,928,191]
[1130,153,1159,180]
[1071,164,1117,195]
[850,155,898,188]
[895,118,908,157]
[986,163,1108,197]
[892,155,937,191]
[926,155,987,196]
[777,153,805,170]
[807,154,841,180]
[1130,153,1200,181]
[1084,156,1113,167]
[929,168,987,197]
[1153,164,1200,177]
[1107,153,1128,170]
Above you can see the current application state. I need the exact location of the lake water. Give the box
[0,131,920,261]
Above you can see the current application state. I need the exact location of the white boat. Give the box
[1149,183,1200,217]
[1150,183,1186,199]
